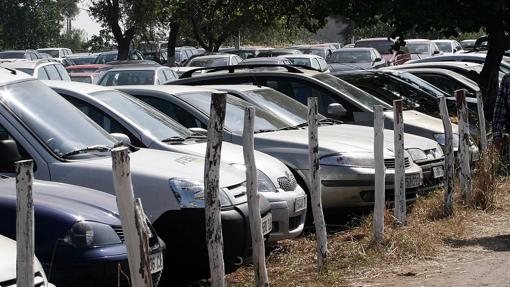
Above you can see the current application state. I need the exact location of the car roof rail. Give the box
[179,64,304,79]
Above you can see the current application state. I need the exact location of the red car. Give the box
[66,64,110,84]
[355,37,411,65]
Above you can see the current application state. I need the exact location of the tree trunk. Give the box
[116,27,136,61]
[479,26,508,121]
[166,22,180,67]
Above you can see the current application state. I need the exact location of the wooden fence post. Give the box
[204,92,227,287]
[475,91,488,152]
[373,106,386,243]
[307,97,328,272]
[439,97,454,216]
[393,100,406,225]
[111,147,152,287]
[243,107,269,287]
[455,90,472,200]
[16,160,34,287]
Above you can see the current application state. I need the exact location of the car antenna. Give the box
[252,75,262,88]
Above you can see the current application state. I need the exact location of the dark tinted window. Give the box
[414,73,466,96]
[0,52,25,59]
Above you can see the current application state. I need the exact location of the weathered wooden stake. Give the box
[455,90,472,200]
[475,91,488,152]
[439,97,454,216]
[307,97,328,272]
[243,107,269,287]
[16,160,34,287]
[393,100,406,225]
[111,147,152,287]
[204,92,227,287]
[373,106,386,243]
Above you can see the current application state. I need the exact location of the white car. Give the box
[0,59,70,81]
[0,69,270,281]
[0,235,54,287]
[278,54,330,72]
[37,48,73,63]
[432,40,464,54]
[45,81,307,242]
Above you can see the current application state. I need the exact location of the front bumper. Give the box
[261,185,307,242]
[44,237,165,287]
[415,158,445,193]
[315,163,423,209]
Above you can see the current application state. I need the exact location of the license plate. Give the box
[261,213,272,235]
[150,252,164,274]
[294,196,307,213]
[433,166,445,178]
[405,173,422,188]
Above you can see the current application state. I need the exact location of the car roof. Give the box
[395,61,482,69]
[66,64,110,69]
[279,54,322,59]
[37,48,68,51]
[190,54,231,59]
[114,84,219,95]
[356,37,393,42]
[0,59,58,69]
[333,48,373,52]
[0,67,35,84]
[101,64,163,71]
[199,84,267,93]
[243,57,286,62]
[43,79,111,94]
[405,39,432,43]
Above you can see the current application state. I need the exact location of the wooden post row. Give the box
[373,106,385,243]
[111,147,153,287]
[393,100,406,225]
[475,91,488,152]
[204,92,227,287]
[243,107,269,287]
[455,90,472,201]
[307,97,328,271]
[16,160,35,287]
[438,97,455,216]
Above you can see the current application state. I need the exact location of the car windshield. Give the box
[179,92,289,134]
[69,57,96,65]
[0,52,25,59]
[92,90,190,141]
[187,57,228,67]
[299,49,325,58]
[67,67,98,73]
[38,50,60,58]
[17,68,34,75]
[244,88,326,126]
[330,50,371,63]
[70,75,92,83]
[94,53,117,64]
[312,73,391,110]
[0,80,116,157]
[355,41,393,54]
[434,42,452,53]
[392,71,449,97]
[406,43,430,54]
[286,58,311,67]
[99,70,155,86]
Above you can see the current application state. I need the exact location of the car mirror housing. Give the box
[110,133,131,146]
[433,50,440,55]
[188,127,208,136]
[327,103,347,117]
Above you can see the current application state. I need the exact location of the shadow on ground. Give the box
[445,234,510,252]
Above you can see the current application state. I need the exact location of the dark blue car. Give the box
[0,177,165,286]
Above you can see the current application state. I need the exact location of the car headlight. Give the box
[433,133,459,149]
[319,152,374,167]
[407,148,427,161]
[231,164,278,193]
[63,221,121,247]
[169,178,230,208]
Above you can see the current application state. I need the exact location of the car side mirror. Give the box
[327,103,347,117]
[373,57,382,62]
[433,50,440,55]
[110,133,132,146]
[188,127,208,136]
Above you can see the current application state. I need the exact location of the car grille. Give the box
[112,223,159,248]
[277,173,297,191]
[384,157,411,169]
[0,272,45,287]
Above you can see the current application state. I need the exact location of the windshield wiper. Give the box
[318,118,343,125]
[162,134,207,143]
[61,145,111,159]
[278,122,309,131]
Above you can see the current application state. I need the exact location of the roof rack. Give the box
[179,63,304,79]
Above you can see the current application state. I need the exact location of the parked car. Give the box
[327,48,386,71]
[201,84,447,193]
[256,48,303,57]
[405,39,442,60]
[93,50,145,64]
[118,85,427,209]
[36,48,73,63]
[0,234,54,287]
[0,69,270,282]
[407,53,510,74]
[354,38,410,65]
[96,64,178,86]
[47,81,307,242]
[230,47,273,59]
[278,54,330,72]
[66,64,110,84]
[185,53,242,67]
[241,57,292,65]
[290,46,332,60]
[460,39,476,50]
[64,53,99,65]
[0,59,70,81]
[0,49,43,60]
[432,40,464,54]
[0,178,164,286]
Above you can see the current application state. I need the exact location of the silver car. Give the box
[45,80,307,242]
[116,85,424,209]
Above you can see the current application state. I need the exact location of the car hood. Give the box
[0,235,44,282]
[0,178,120,225]
[329,62,373,71]
[385,110,459,134]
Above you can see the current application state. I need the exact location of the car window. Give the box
[133,95,206,129]
[29,53,38,60]
[44,64,61,80]
[54,64,71,81]
[162,69,177,81]
[414,73,466,95]
[35,67,49,80]
[99,70,155,86]
[311,59,321,70]
[156,69,166,84]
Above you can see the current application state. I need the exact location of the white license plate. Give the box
[150,252,164,274]
[405,173,422,188]
[261,213,272,235]
[433,166,445,178]
[294,196,307,213]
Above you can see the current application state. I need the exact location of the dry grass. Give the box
[469,147,503,210]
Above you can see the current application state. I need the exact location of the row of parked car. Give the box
[0,37,494,286]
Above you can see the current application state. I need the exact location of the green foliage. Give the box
[58,29,87,52]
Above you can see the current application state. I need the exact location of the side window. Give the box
[416,74,462,96]
[55,64,71,81]
[36,67,49,80]
[29,53,37,60]
[134,95,206,129]
[156,69,166,84]
[311,59,321,70]
[0,124,30,172]
[62,95,144,147]
[44,64,61,80]
[163,69,177,81]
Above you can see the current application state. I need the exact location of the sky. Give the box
[74,1,101,40]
